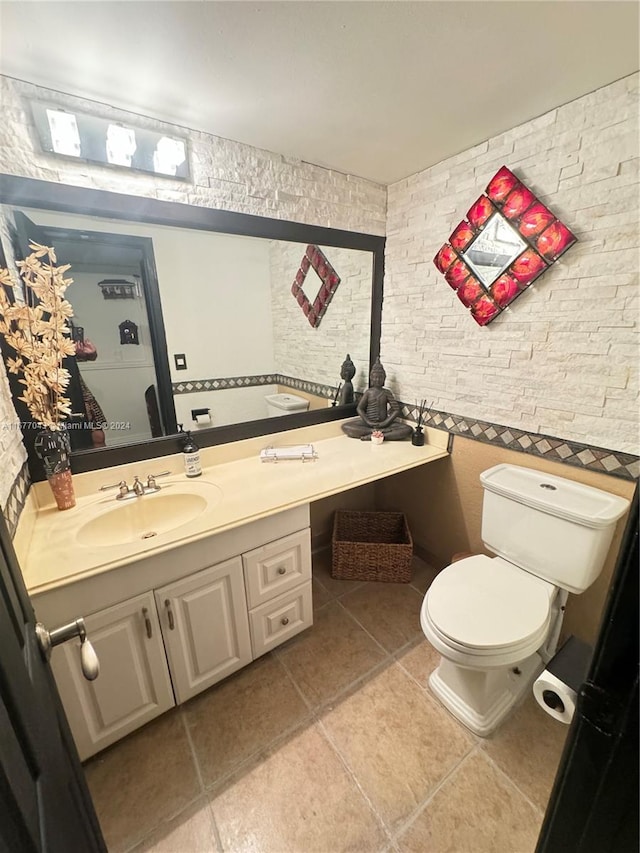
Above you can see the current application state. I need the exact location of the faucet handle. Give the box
[146,471,171,490]
[100,479,130,498]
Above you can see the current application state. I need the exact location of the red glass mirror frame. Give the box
[434,166,577,326]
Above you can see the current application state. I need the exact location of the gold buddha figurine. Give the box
[342,358,412,441]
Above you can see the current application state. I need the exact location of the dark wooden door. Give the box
[0,512,105,852]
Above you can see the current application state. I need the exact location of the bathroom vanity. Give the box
[15,420,448,759]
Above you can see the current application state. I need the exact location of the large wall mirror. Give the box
[0,175,384,478]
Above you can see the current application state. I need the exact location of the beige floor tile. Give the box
[184,653,310,787]
[210,723,389,853]
[84,710,200,853]
[322,664,474,830]
[340,581,425,652]
[276,599,388,708]
[396,638,441,687]
[130,798,219,852]
[397,750,542,853]
[408,557,441,595]
[311,547,364,598]
[312,576,333,609]
[482,696,568,811]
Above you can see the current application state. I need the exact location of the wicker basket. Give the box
[331,510,413,583]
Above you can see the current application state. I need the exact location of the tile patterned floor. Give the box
[83,550,568,853]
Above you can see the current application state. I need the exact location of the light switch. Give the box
[174,353,187,370]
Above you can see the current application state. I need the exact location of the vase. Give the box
[411,426,425,447]
[34,428,76,511]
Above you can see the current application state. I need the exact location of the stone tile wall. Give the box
[384,74,639,456]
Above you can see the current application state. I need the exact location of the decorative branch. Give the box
[0,242,75,429]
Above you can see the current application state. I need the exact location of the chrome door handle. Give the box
[35,618,100,681]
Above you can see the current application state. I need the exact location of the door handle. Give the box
[35,618,100,681]
[164,599,175,630]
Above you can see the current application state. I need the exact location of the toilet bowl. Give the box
[420,464,629,737]
[420,555,560,735]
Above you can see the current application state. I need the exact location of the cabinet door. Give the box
[243,529,312,609]
[50,591,175,761]
[156,556,252,703]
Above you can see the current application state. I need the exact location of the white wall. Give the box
[71,270,156,446]
[383,74,639,454]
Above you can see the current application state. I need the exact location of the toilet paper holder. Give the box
[191,408,211,424]
[534,635,592,724]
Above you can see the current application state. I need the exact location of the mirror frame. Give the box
[0,174,384,478]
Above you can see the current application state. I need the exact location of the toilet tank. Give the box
[265,393,310,417]
[479,464,629,593]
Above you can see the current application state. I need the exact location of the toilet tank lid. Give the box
[480,464,630,529]
[264,393,308,411]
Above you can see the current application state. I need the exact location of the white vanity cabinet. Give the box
[50,591,175,760]
[242,529,313,657]
[155,557,252,703]
[37,505,312,760]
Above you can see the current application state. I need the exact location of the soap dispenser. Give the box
[178,424,202,478]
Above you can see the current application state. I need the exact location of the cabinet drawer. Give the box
[249,581,313,658]
[243,529,311,609]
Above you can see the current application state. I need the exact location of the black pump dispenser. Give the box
[178,424,202,478]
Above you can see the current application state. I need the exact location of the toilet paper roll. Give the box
[194,413,211,426]
[533,670,576,724]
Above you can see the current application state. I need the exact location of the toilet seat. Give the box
[422,555,555,665]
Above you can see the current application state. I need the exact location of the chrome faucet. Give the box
[132,476,145,497]
[100,471,171,500]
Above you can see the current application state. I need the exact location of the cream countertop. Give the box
[15,419,448,595]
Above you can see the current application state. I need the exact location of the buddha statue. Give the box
[337,354,355,406]
[342,358,412,441]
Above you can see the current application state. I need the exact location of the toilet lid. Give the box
[426,555,554,651]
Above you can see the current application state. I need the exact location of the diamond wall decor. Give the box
[291,244,341,328]
[434,166,577,326]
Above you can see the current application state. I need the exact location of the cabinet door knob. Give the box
[280,616,289,626]
[277,566,286,575]
[164,599,175,630]
[142,607,153,639]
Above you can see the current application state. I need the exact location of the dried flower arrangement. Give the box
[0,242,75,429]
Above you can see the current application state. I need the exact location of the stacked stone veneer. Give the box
[270,242,373,391]
[384,74,639,456]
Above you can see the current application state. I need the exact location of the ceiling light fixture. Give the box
[30,100,189,180]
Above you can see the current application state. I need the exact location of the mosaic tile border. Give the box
[400,402,639,482]
[2,461,31,539]
[173,373,337,401]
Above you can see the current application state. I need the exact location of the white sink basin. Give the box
[75,483,222,548]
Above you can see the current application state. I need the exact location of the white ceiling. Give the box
[0,1,638,185]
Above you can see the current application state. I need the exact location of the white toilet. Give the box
[420,463,629,736]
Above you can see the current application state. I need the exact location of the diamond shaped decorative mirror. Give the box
[434,166,577,326]
[291,244,341,327]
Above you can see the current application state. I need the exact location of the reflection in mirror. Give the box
[2,205,373,446]
[461,212,527,287]
[0,176,383,475]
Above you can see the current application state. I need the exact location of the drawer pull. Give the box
[280,617,290,626]
[164,599,175,631]
[142,607,153,639]
[277,566,286,575]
